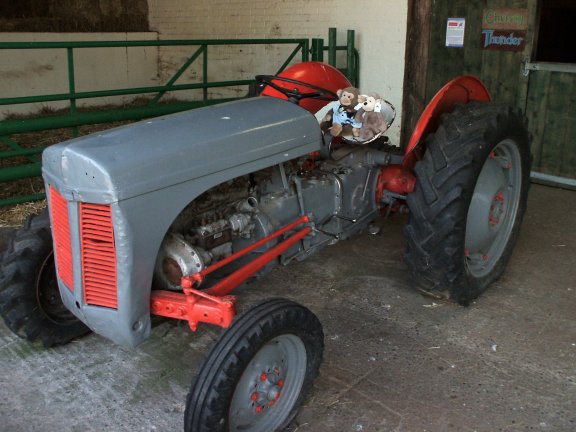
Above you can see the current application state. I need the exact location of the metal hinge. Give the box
[523,59,576,77]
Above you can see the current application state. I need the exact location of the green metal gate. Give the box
[0,28,358,206]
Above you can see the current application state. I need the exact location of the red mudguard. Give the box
[403,76,491,170]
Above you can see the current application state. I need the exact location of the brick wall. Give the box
[148,0,408,143]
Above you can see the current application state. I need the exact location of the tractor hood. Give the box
[42,97,321,203]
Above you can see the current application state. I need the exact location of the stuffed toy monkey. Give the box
[321,87,363,137]
[354,92,389,141]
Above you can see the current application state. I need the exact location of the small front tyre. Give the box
[0,211,90,346]
[184,298,324,432]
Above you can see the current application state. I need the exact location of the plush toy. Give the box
[321,87,362,137]
[354,92,389,141]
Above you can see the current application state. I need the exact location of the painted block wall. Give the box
[0,32,159,120]
[148,0,408,143]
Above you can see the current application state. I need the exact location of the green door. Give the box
[523,64,576,185]
[523,4,576,183]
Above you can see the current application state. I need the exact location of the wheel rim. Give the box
[36,252,78,324]
[465,139,523,278]
[229,334,307,431]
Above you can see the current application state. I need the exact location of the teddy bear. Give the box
[354,92,389,141]
[321,87,363,137]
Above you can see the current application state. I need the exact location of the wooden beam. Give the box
[401,0,433,148]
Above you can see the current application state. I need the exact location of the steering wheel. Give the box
[256,75,339,104]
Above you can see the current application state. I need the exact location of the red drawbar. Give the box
[150,216,311,330]
[80,202,118,309]
[49,186,74,291]
[205,221,311,297]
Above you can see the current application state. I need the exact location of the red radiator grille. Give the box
[80,202,118,309]
[49,186,74,291]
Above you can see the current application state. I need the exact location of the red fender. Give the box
[260,61,352,114]
[402,76,491,170]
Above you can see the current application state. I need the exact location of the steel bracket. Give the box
[150,287,237,331]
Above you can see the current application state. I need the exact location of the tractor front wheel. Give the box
[184,298,324,432]
[404,102,531,305]
[0,211,90,346]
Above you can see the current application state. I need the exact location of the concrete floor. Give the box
[0,183,575,432]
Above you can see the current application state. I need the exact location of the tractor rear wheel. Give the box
[0,211,90,346]
[184,298,324,432]
[404,102,531,305]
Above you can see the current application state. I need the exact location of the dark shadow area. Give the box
[535,0,576,63]
[0,0,149,32]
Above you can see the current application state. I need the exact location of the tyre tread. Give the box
[184,298,323,432]
[0,211,90,347]
[404,102,531,304]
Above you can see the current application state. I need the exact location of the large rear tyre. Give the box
[0,211,90,346]
[184,298,324,432]
[404,102,531,305]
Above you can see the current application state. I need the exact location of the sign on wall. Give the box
[446,18,466,47]
[481,8,528,52]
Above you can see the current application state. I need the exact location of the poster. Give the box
[446,18,466,47]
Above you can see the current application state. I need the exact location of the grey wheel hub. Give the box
[229,334,307,431]
[465,139,522,278]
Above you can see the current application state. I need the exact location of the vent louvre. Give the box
[49,186,74,291]
[80,203,118,309]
